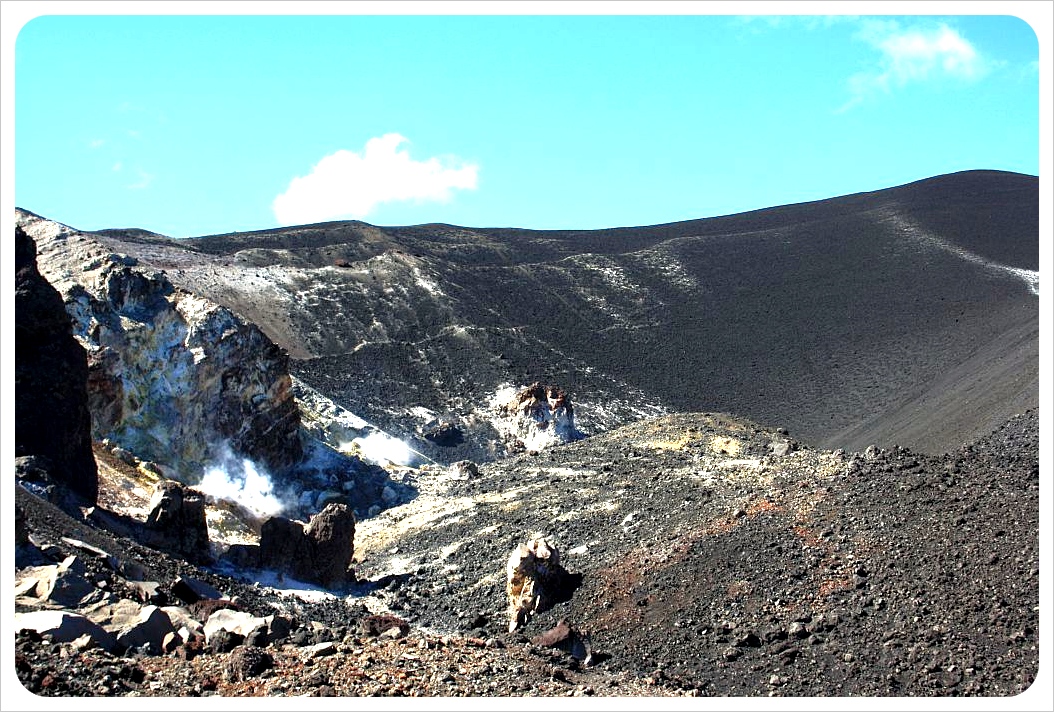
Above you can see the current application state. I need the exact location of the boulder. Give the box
[126,580,165,605]
[160,606,205,639]
[171,575,224,604]
[492,383,580,452]
[530,619,593,664]
[225,646,274,682]
[768,439,799,457]
[82,598,145,633]
[506,537,571,632]
[15,555,95,608]
[258,516,306,572]
[143,481,212,564]
[15,610,116,651]
[361,614,410,638]
[259,503,356,588]
[450,460,479,479]
[301,503,357,588]
[114,604,177,654]
[203,609,269,646]
[14,225,98,504]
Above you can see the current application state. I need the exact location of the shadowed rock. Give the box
[15,610,116,651]
[14,225,98,505]
[143,482,212,565]
[259,503,356,588]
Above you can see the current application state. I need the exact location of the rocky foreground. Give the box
[10,408,1041,702]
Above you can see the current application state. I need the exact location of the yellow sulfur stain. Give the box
[646,432,696,451]
[710,436,742,456]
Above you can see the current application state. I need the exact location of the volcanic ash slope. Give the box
[354,410,1040,697]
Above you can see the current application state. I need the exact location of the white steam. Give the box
[348,431,416,467]
[197,448,284,517]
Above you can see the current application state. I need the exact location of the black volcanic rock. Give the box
[258,503,356,588]
[142,481,212,565]
[15,225,98,505]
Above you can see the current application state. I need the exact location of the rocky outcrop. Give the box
[491,383,580,452]
[16,210,303,482]
[255,503,357,588]
[15,225,98,504]
[506,537,573,632]
[142,482,212,565]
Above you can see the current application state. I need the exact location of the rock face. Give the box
[258,503,356,588]
[14,225,99,504]
[492,383,580,452]
[16,210,303,481]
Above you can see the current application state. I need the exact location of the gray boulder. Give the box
[203,609,269,646]
[15,610,116,651]
[15,555,95,608]
[114,604,176,654]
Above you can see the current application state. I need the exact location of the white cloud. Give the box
[841,21,987,110]
[272,133,479,225]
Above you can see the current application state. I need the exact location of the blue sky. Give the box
[8,5,1047,238]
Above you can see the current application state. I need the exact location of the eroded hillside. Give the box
[38,169,1038,460]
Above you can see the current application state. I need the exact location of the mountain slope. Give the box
[43,169,1039,459]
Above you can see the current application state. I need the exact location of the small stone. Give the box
[302,641,338,658]
[225,646,274,682]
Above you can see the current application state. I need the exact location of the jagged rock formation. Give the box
[15,225,99,504]
[506,537,573,632]
[246,503,357,588]
[16,210,303,482]
[491,383,580,452]
[142,482,212,565]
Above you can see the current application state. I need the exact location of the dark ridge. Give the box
[59,169,1038,457]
